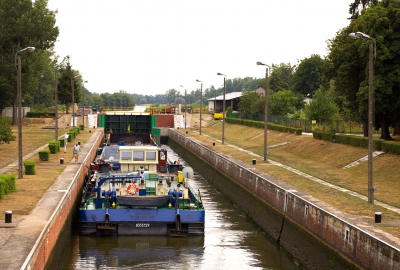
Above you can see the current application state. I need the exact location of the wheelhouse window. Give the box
[146,151,157,161]
[121,151,132,161]
[133,151,144,161]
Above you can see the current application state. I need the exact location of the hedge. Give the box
[75,127,80,134]
[335,134,383,151]
[67,131,75,141]
[0,174,16,197]
[48,141,60,154]
[26,112,55,118]
[79,124,84,130]
[225,117,302,135]
[38,150,50,161]
[312,130,336,142]
[382,141,400,155]
[59,138,65,147]
[24,161,36,175]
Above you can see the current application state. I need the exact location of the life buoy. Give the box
[127,183,139,195]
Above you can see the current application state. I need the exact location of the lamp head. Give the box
[180,85,184,87]
[217,73,226,77]
[73,75,80,79]
[256,61,266,66]
[349,33,357,40]
[27,47,35,53]
[196,79,201,83]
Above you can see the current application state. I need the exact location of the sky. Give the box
[47,0,352,96]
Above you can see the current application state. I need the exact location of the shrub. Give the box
[0,179,5,199]
[26,112,55,118]
[335,135,383,150]
[312,130,335,142]
[48,141,60,154]
[0,174,16,195]
[382,141,400,155]
[59,138,65,147]
[24,161,36,175]
[0,114,15,144]
[75,127,80,134]
[225,118,303,135]
[39,150,50,161]
[67,132,75,141]
[295,128,303,135]
[79,124,84,130]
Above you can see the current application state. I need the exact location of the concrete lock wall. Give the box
[168,129,400,270]
[21,130,104,270]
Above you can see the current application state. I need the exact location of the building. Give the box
[207,92,242,113]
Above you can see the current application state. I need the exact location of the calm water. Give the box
[59,154,300,270]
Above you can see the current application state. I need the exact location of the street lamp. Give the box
[82,80,88,129]
[55,67,64,141]
[15,46,35,179]
[217,73,226,144]
[256,61,271,162]
[350,31,376,204]
[180,85,186,129]
[71,75,80,130]
[196,79,203,135]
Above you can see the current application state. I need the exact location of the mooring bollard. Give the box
[252,159,256,165]
[375,212,382,223]
[5,210,12,223]
[60,158,64,164]
[213,142,215,146]
[89,130,91,133]
[78,141,81,145]
[186,131,188,134]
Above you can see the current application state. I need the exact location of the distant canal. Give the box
[59,151,300,270]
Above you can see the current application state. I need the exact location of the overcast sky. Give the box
[47,0,351,96]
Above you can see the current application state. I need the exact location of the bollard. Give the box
[252,159,256,165]
[186,131,188,134]
[213,142,215,146]
[89,130,91,133]
[78,141,81,145]
[60,158,64,164]
[5,210,12,223]
[375,212,382,223]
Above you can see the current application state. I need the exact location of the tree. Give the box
[325,0,400,139]
[57,61,81,114]
[291,55,324,97]
[238,89,261,115]
[268,63,294,92]
[0,114,15,144]
[305,89,338,128]
[269,90,299,116]
[349,0,379,19]
[0,0,59,124]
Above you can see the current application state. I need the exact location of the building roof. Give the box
[207,92,242,101]
[256,86,265,95]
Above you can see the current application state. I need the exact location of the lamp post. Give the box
[71,75,80,130]
[82,80,88,129]
[55,68,63,141]
[217,73,226,144]
[180,85,186,129]
[15,46,35,179]
[256,61,271,161]
[196,79,203,135]
[350,31,376,204]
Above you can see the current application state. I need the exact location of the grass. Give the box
[0,122,95,220]
[181,121,400,238]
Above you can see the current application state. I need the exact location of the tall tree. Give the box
[325,0,400,139]
[305,89,338,128]
[291,55,324,97]
[0,0,59,124]
[57,61,81,114]
[349,0,379,19]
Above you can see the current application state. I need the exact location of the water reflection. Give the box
[60,155,299,269]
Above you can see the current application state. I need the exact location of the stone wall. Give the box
[168,129,400,270]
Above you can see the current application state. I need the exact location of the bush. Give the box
[312,130,335,142]
[382,141,400,155]
[335,135,383,150]
[79,125,84,130]
[38,150,50,161]
[48,141,60,154]
[225,118,303,135]
[0,174,16,196]
[24,161,36,175]
[0,114,16,144]
[0,179,5,199]
[67,131,75,141]
[59,138,65,147]
[26,112,55,118]
[75,127,80,134]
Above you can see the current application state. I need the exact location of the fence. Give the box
[237,113,365,134]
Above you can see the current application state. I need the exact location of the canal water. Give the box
[59,150,300,270]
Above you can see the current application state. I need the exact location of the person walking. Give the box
[73,142,81,163]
